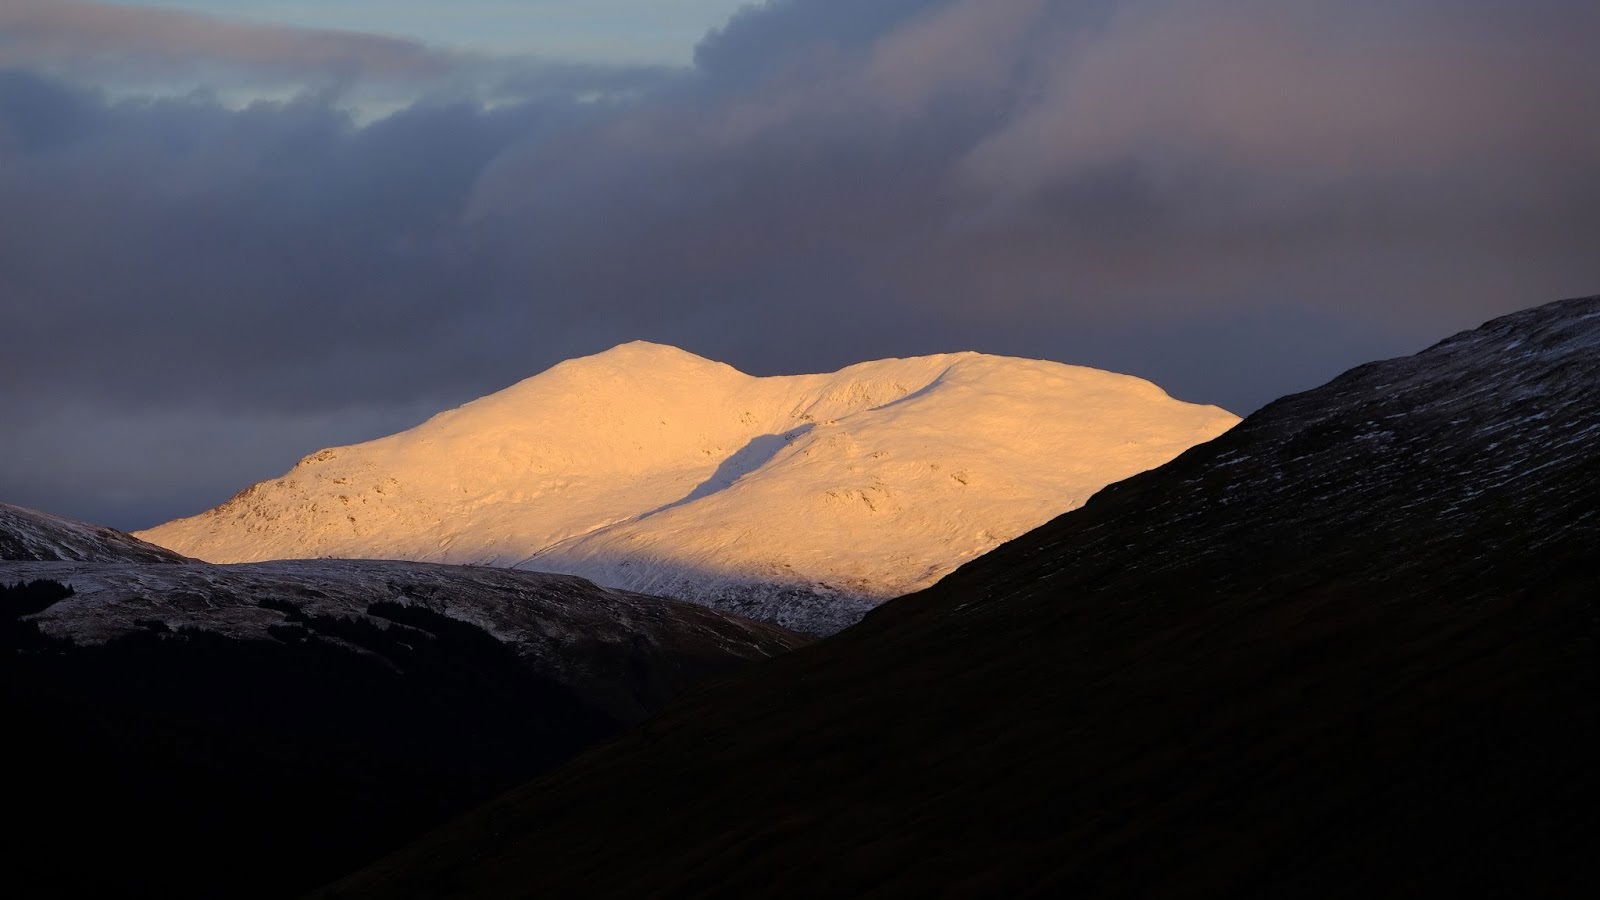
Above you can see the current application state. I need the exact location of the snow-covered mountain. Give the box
[138,343,1237,632]
[2,501,189,563]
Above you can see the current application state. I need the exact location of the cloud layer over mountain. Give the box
[4,0,1599,528]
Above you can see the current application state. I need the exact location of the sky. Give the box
[98,1,752,64]
[3,0,1599,531]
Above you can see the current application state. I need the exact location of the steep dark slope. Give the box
[0,557,806,899]
[323,295,1600,899]
[1,501,189,562]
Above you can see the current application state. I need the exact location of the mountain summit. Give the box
[138,344,1236,632]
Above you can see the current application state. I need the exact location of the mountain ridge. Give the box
[320,294,1600,898]
[138,345,1237,633]
[2,501,190,564]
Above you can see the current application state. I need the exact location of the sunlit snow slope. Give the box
[139,343,1237,632]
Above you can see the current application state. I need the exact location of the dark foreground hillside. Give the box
[323,295,1600,898]
[0,555,805,899]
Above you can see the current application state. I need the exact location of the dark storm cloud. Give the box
[3,0,1600,529]
[469,0,1600,365]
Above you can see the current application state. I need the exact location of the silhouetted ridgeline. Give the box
[322,295,1600,898]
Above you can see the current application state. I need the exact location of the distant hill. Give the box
[2,500,189,563]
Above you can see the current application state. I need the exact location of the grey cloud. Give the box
[959,0,1600,195]
[4,0,1600,529]
[0,70,604,409]
[474,0,1600,336]
[692,0,944,79]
